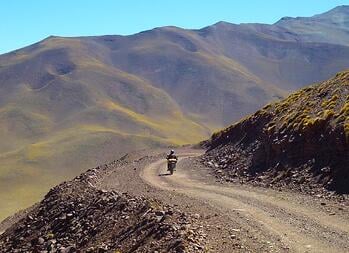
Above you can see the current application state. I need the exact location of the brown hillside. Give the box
[0,37,209,221]
[203,71,349,194]
[2,6,349,220]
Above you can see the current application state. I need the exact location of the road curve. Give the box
[140,154,349,253]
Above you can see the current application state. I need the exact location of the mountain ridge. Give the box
[1,6,349,221]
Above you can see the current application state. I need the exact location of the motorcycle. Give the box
[167,158,177,175]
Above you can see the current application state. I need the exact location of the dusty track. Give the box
[141,153,349,253]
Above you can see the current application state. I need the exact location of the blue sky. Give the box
[1,0,349,54]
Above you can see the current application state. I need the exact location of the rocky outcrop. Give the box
[203,71,349,194]
[0,158,206,253]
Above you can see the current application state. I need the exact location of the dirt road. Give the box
[140,153,349,253]
[3,149,348,252]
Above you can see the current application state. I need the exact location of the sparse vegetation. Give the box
[0,41,211,221]
[206,70,349,193]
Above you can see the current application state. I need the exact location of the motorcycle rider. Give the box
[166,149,178,171]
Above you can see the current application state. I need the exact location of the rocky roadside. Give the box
[100,150,260,253]
[0,154,206,253]
[200,71,349,204]
[200,145,349,203]
[198,152,349,223]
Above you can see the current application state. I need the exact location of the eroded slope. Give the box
[203,71,349,194]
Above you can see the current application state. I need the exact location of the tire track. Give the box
[141,155,349,253]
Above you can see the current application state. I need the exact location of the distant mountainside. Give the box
[203,70,349,194]
[274,5,349,46]
[1,6,349,220]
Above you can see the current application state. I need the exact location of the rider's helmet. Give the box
[170,149,175,154]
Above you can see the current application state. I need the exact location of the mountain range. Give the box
[1,6,349,220]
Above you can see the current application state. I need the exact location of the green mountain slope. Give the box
[0,38,210,221]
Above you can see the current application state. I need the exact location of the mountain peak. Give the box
[274,5,349,29]
[326,5,349,13]
[313,5,349,18]
[210,21,235,29]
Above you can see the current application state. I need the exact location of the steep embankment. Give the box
[203,70,349,194]
[0,154,206,253]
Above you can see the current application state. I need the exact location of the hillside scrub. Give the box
[204,71,349,194]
